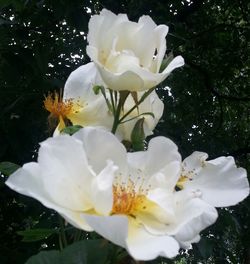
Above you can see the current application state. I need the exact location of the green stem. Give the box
[59,233,63,251]
[119,88,154,123]
[111,97,123,134]
[59,216,68,248]
[109,89,116,114]
[73,229,82,242]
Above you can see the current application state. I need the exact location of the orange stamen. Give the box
[44,91,74,118]
[112,179,148,216]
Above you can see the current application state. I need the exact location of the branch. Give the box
[185,58,250,102]
[227,147,250,157]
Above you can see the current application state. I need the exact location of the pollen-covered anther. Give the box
[112,179,147,216]
[44,91,77,118]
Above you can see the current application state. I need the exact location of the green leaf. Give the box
[25,239,111,264]
[196,237,214,258]
[160,51,174,72]
[17,228,57,242]
[131,118,145,151]
[0,162,20,176]
[25,251,60,264]
[131,91,139,107]
[61,125,83,135]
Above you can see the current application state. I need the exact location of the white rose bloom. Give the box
[51,62,163,141]
[177,151,249,207]
[6,128,217,261]
[86,9,184,91]
[44,62,113,135]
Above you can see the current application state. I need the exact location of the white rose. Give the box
[177,151,249,207]
[54,62,163,141]
[44,62,113,135]
[6,127,218,260]
[87,9,184,92]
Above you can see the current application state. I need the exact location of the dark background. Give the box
[0,0,249,263]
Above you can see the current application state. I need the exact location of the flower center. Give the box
[44,91,75,118]
[112,179,149,216]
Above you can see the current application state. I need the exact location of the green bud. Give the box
[92,85,104,95]
[61,125,83,135]
[131,118,145,151]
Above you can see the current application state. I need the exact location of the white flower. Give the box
[51,62,164,141]
[6,128,217,260]
[86,9,184,91]
[44,62,113,134]
[177,151,249,207]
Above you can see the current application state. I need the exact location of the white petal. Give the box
[97,64,145,91]
[73,127,127,174]
[162,55,185,75]
[182,151,208,175]
[171,191,218,243]
[6,163,93,231]
[147,188,175,221]
[38,135,93,211]
[87,9,184,92]
[127,220,179,260]
[148,161,181,190]
[128,136,180,172]
[154,25,169,72]
[82,214,128,248]
[131,16,158,68]
[127,137,181,192]
[183,153,250,207]
[63,62,113,128]
[91,160,117,215]
[88,9,128,55]
[63,62,104,100]
[179,235,200,249]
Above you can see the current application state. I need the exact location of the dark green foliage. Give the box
[25,239,111,264]
[0,0,249,263]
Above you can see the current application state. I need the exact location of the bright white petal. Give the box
[179,235,200,249]
[182,151,208,175]
[171,191,218,243]
[127,219,179,260]
[183,153,250,207]
[87,9,183,91]
[127,137,181,191]
[82,214,128,248]
[128,136,181,174]
[6,163,93,231]
[148,161,181,190]
[63,62,104,100]
[162,55,185,75]
[63,62,113,128]
[154,25,169,72]
[97,65,145,91]
[73,127,127,174]
[38,135,93,211]
[91,160,117,215]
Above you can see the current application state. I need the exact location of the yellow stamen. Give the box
[112,179,149,216]
[176,175,189,189]
[44,91,74,118]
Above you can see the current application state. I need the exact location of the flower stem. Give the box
[111,97,123,134]
[119,88,154,123]
[59,216,68,248]
[73,229,82,242]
